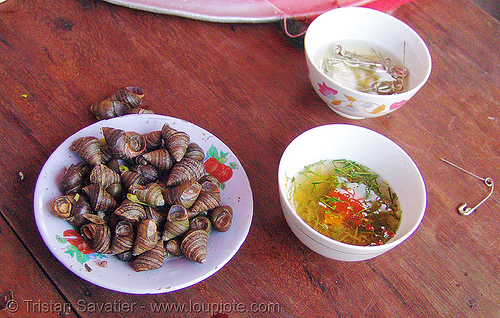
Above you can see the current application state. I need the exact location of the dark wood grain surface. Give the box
[1,0,499,316]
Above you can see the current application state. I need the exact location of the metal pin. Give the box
[440,158,494,216]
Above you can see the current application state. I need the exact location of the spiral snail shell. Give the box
[80,221,111,254]
[130,164,159,184]
[140,149,173,172]
[133,219,158,256]
[209,206,233,232]
[166,158,205,187]
[183,143,205,162]
[109,86,144,109]
[70,137,102,167]
[67,195,93,229]
[143,130,163,151]
[102,127,146,160]
[181,229,208,264]
[132,241,165,272]
[144,205,167,230]
[91,100,131,120]
[189,178,221,216]
[89,164,121,190]
[113,199,146,224]
[120,170,148,189]
[166,204,189,222]
[162,207,190,241]
[189,216,212,234]
[163,180,202,209]
[165,238,182,256]
[82,183,118,212]
[90,87,145,120]
[59,163,90,194]
[51,194,78,219]
[129,182,165,207]
[110,220,135,254]
[161,124,190,162]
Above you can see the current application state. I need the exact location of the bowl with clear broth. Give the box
[278,124,426,261]
[305,7,432,119]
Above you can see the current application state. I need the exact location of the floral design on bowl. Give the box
[316,81,407,117]
[56,229,108,270]
[204,145,239,189]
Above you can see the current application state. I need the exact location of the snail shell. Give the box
[120,170,147,189]
[164,180,202,209]
[51,194,77,219]
[100,145,115,164]
[106,183,123,201]
[108,86,144,109]
[59,163,90,194]
[69,137,102,167]
[161,124,189,162]
[133,219,158,256]
[82,213,107,225]
[165,237,182,256]
[110,220,135,254]
[160,123,177,140]
[140,149,173,172]
[130,164,159,184]
[180,229,208,264]
[90,100,131,120]
[67,195,93,229]
[102,127,146,160]
[166,204,189,222]
[209,206,233,232]
[184,143,205,162]
[166,132,189,162]
[82,183,118,212]
[166,158,205,187]
[143,131,163,151]
[190,216,212,234]
[132,240,165,272]
[80,222,111,254]
[162,219,190,241]
[113,199,146,224]
[105,158,121,174]
[199,174,220,187]
[129,183,165,207]
[89,164,121,189]
[189,179,221,216]
[144,205,167,230]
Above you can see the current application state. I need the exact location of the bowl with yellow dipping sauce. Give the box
[278,124,426,261]
[305,7,432,119]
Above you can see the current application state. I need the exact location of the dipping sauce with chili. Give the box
[290,159,401,246]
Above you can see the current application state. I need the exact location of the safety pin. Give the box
[440,158,494,216]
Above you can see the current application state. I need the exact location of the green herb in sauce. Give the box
[290,159,401,246]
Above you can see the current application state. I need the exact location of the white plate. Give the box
[34,114,253,294]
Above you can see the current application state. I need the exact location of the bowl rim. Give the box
[304,7,432,100]
[278,124,427,253]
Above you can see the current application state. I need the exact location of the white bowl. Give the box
[305,7,432,119]
[278,124,426,261]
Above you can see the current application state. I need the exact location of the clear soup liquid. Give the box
[316,40,409,95]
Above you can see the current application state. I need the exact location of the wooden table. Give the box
[1,0,499,316]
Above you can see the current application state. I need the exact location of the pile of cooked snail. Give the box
[90,86,154,120]
[50,123,233,272]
